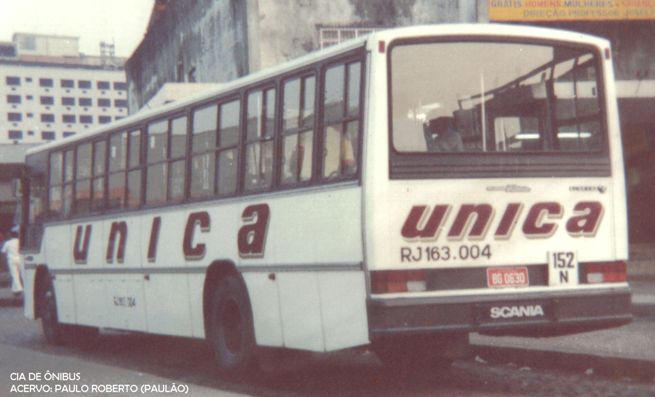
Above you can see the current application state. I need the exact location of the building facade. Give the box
[122,0,655,245]
[0,33,127,144]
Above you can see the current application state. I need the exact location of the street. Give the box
[0,304,653,397]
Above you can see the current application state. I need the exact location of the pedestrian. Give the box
[2,228,23,297]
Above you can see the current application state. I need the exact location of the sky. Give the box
[0,0,154,57]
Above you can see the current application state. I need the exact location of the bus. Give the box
[20,24,631,373]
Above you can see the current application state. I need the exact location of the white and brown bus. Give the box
[20,24,631,373]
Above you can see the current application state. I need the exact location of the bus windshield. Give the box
[390,40,604,154]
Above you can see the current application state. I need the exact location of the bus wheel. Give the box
[40,276,66,345]
[208,275,257,377]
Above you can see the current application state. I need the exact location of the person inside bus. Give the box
[423,116,464,152]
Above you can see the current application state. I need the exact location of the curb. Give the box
[471,344,655,381]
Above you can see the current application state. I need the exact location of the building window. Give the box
[41,131,56,140]
[62,97,75,106]
[39,78,54,87]
[97,98,111,107]
[5,76,20,86]
[99,115,112,124]
[62,114,76,123]
[318,26,376,49]
[41,114,55,123]
[61,79,74,88]
[114,99,128,108]
[63,131,75,138]
[97,81,110,90]
[27,113,33,118]
[40,96,54,105]
[113,81,127,90]
[8,112,22,122]
[78,80,91,89]
[79,97,92,107]
[26,77,32,83]
[6,95,21,104]
[8,130,23,140]
[80,115,93,124]
[26,95,33,100]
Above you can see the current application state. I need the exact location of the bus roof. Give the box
[26,23,609,157]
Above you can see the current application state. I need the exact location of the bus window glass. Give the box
[281,75,315,185]
[322,62,360,180]
[217,149,237,196]
[147,120,168,163]
[76,143,92,179]
[219,100,240,147]
[283,79,300,131]
[126,169,141,208]
[245,88,275,192]
[128,129,141,167]
[390,41,604,153]
[64,150,74,183]
[146,162,167,205]
[191,153,215,198]
[49,152,62,186]
[91,141,106,211]
[347,62,361,116]
[170,116,187,159]
[108,132,127,209]
[324,65,344,121]
[109,132,127,171]
[192,104,217,153]
[93,141,106,176]
[302,76,315,128]
[75,143,92,214]
[169,116,187,201]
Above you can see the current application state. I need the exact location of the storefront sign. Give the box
[489,0,655,21]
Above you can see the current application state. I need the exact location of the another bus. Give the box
[20,24,631,373]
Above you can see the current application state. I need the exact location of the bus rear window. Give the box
[390,40,604,154]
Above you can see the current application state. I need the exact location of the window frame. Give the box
[243,84,277,193]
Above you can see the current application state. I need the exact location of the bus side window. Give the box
[322,61,360,179]
[217,99,240,196]
[91,140,106,212]
[244,87,275,192]
[74,142,92,215]
[191,105,216,199]
[281,74,315,185]
[169,116,187,201]
[108,131,127,209]
[48,151,63,218]
[126,129,142,208]
[63,149,74,217]
[146,119,169,205]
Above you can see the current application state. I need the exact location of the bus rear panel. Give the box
[364,25,630,341]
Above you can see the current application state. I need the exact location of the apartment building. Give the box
[0,33,127,144]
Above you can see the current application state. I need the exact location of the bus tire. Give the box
[207,275,257,377]
[39,275,66,345]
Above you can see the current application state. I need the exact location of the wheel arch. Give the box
[202,260,248,337]
[32,265,52,319]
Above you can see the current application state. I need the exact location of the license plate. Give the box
[486,266,529,288]
[548,251,578,286]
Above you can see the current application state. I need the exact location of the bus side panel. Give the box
[142,211,193,337]
[101,217,147,331]
[72,220,106,327]
[277,272,324,351]
[243,273,283,346]
[43,224,76,324]
[318,271,368,350]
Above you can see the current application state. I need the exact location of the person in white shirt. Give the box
[2,230,23,297]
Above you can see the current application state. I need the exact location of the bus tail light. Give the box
[371,270,427,294]
[584,261,627,284]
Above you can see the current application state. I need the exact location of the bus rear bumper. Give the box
[367,286,632,339]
